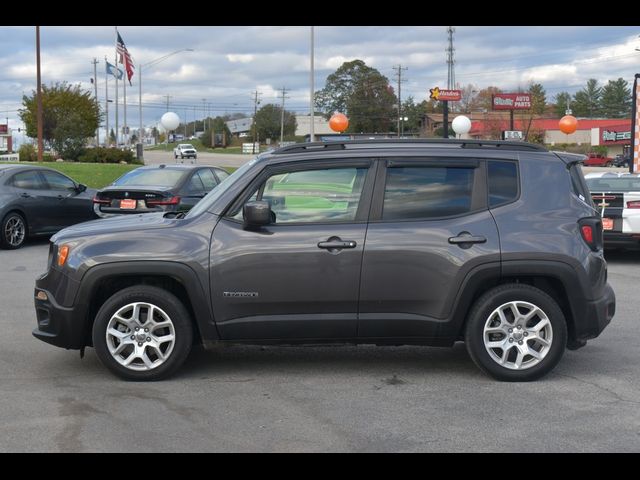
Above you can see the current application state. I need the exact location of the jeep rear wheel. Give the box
[465,284,567,381]
[92,285,193,381]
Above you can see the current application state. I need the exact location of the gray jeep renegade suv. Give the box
[33,139,615,381]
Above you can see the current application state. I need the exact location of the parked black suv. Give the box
[33,140,615,381]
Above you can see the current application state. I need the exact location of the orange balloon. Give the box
[559,115,578,134]
[329,113,349,133]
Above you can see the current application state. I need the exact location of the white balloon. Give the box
[452,115,472,135]
[161,112,180,131]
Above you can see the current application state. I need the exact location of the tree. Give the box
[201,116,232,148]
[572,79,602,118]
[400,97,425,134]
[459,83,479,113]
[314,59,397,133]
[553,92,572,117]
[474,86,503,112]
[251,104,296,143]
[528,83,546,115]
[600,78,632,118]
[19,81,100,159]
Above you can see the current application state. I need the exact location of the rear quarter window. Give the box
[488,160,518,207]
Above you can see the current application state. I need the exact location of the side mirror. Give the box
[77,183,87,193]
[243,200,272,228]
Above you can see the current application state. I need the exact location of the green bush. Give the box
[18,144,37,162]
[77,147,140,164]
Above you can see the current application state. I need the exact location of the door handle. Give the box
[448,232,487,248]
[20,193,30,198]
[317,237,357,251]
[57,195,65,200]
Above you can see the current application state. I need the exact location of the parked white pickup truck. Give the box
[173,144,197,161]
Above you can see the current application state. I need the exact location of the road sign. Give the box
[429,87,461,102]
[503,130,524,140]
[492,94,531,110]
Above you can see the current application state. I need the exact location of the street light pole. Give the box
[137,48,194,152]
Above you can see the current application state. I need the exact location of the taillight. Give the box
[578,217,603,251]
[581,225,594,244]
[92,196,110,205]
[146,196,181,206]
[627,200,640,209]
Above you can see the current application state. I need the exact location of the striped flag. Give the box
[116,31,135,85]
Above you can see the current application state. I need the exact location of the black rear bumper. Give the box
[604,232,640,250]
[571,282,615,347]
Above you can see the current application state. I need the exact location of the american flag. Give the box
[116,31,134,85]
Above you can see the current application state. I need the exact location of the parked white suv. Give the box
[173,144,197,161]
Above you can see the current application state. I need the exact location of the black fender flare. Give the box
[76,261,218,343]
[449,258,592,340]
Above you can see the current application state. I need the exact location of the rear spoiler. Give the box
[551,151,587,167]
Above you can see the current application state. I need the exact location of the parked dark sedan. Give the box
[93,164,230,217]
[0,164,97,249]
[613,154,631,168]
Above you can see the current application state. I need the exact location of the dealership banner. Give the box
[492,93,531,110]
[633,74,640,173]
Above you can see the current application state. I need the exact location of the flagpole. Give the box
[124,71,127,146]
[104,56,109,147]
[114,26,119,148]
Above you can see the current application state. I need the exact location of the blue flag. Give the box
[106,61,123,80]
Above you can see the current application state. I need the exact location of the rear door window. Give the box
[382,166,475,220]
[11,171,45,190]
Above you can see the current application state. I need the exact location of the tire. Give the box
[1,212,27,250]
[605,162,612,167]
[464,283,567,382]
[92,285,193,381]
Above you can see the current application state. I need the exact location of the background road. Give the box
[0,240,638,452]
[142,150,253,169]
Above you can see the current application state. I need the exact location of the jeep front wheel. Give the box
[92,285,193,381]
[465,284,567,382]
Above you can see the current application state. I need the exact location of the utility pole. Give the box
[104,56,110,147]
[35,26,43,161]
[164,95,172,111]
[251,90,262,154]
[280,86,289,144]
[393,65,407,137]
[310,26,315,143]
[443,26,456,138]
[92,58,99,146]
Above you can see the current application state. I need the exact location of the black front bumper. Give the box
[33,270,87,350]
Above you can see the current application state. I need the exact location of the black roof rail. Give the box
[272,138,548,154]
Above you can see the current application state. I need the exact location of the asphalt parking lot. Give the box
[1,239,639,452]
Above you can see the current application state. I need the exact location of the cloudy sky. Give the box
[1,26,639,141]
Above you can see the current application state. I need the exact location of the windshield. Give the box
[186,159,256,218]
[180,144,195,149]
[112,168,187,187]
[586,176,640,192]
